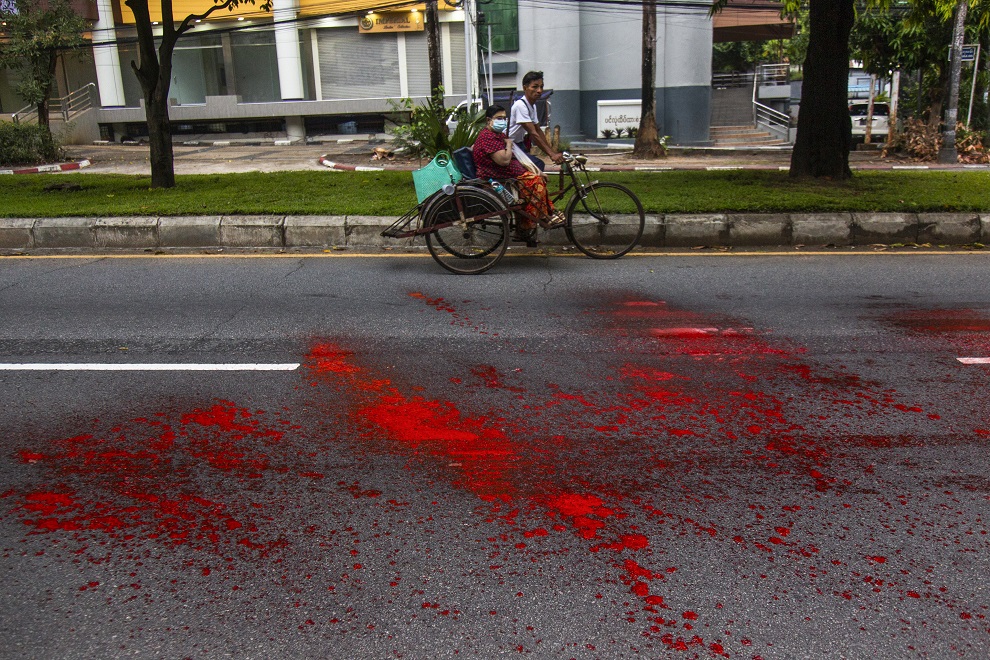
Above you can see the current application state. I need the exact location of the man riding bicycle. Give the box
[508,71,564,172]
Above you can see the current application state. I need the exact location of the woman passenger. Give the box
[472,104,565,240]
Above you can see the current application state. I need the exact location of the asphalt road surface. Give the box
[1,253,988,659]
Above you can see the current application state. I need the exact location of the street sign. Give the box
[948,44,979,62]
[0,0,18,14]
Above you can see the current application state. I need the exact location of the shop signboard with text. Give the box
[597,100,640,136]
[359,11,424,33]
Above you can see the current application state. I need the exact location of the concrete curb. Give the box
[0,160,91,175]
[2,213,988,252]
[318,155,385,172]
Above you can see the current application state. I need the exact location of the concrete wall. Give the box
[51,108,102,145]
[580,87,711,144]
[486,2,583,140]
[486,0,713,143]
[577,1,711,143]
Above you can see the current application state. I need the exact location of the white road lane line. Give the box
[957,358,990,364]
[0,363,300,371]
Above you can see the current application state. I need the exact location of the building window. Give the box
[479,0,518,53]
[170,34,224,105]
[231,31,281,103]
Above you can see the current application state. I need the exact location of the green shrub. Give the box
[386,93,485,159]
[0,122,63,166]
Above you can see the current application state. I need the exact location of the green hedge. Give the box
[0,122,64,167]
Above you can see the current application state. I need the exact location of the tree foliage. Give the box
[0,0,88,131]
[851,1,989,130]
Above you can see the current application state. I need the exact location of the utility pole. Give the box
[939,0,968,163]
[426,0,443,101]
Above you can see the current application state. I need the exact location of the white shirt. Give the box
[508,96,539,145]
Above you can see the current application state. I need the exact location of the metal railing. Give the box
[712,72,755,89]
[754,101,791,136]
[10,102,37,124]
[11,83,96,124]
[756,63,789,85]
[752,65,791,139]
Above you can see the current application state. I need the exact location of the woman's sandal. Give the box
[539,211,567,230]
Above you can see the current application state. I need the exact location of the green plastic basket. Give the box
[412,151,463,203]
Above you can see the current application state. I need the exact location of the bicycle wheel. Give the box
[564,182,645,259]
[424,186,510,274]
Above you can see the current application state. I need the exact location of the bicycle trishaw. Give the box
[382,152,645,275]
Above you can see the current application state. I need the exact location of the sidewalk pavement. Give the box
[2,142,988,252]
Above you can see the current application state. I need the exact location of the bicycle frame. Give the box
[490,155,599,229]
[381,153,600,239]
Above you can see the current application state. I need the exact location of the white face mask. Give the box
[491,118,508,133]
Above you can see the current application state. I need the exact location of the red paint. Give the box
[13,294,984,654]
[8,401,314,577]
[469,365,526,393]
[359,396,518,498]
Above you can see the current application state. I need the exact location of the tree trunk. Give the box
[790,0,854,179]
[36,53,59,131]
[985,32,990,131]
[146,78,175,189]
[634,0,664,158]
[126,0,177,189]
[36,100,50,130]
[938,0,968,163]
[426,0,443,100]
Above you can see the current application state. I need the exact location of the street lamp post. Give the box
[939,0,968,164]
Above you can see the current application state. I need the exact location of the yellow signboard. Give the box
[358,10,423,33]
[117,0,260,25]
[115,0,454,26]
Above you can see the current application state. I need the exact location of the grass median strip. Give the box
[2,169,990,217]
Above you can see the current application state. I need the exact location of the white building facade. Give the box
[1,0,715,144]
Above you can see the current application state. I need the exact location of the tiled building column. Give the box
[273,0,305,100]
[93,0,126,106]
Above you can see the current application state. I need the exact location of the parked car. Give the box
[445,98,486,133]
[850,100,889,142]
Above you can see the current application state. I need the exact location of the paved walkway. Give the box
[51,138,986,176]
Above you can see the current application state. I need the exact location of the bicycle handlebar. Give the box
[560,152,588,167]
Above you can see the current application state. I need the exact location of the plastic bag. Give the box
[511,143,542,175]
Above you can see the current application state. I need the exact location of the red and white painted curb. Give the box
[317,155,384,172]
[0,160,91,175]
[314,154,988,174]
